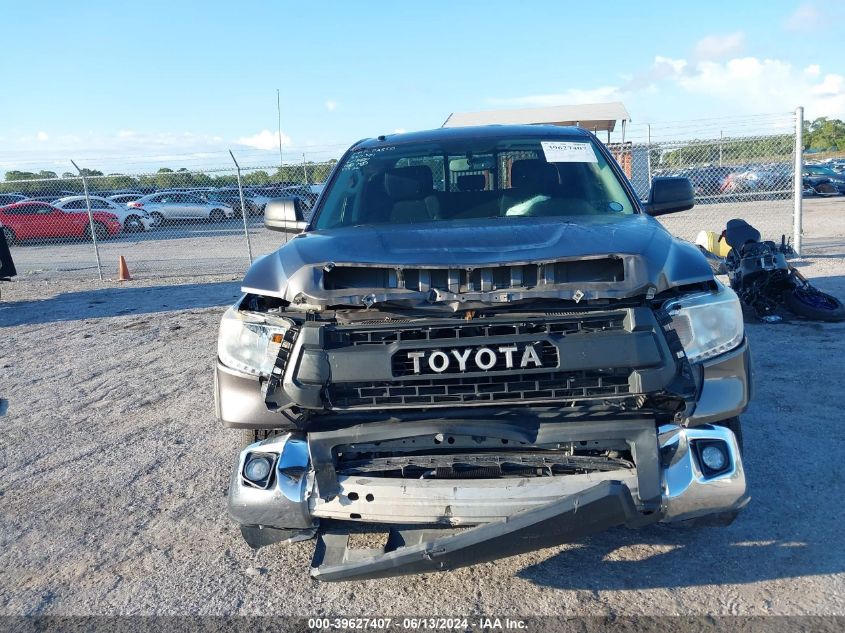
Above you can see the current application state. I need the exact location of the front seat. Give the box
[384,166,440,223]
[501,159,559,214]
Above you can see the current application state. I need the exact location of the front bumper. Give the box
[228,421,748,580]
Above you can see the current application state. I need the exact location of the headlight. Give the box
[665,284,744,363]
[217,305,292,377]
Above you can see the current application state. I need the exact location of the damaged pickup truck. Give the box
[216,125,751,581]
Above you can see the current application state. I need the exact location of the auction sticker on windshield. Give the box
[541,141,598,163]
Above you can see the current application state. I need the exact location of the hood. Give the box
[242,214,714,308]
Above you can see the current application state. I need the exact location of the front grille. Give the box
[328,369,631,410]
[322,259,624,292]
[334,313,626,347]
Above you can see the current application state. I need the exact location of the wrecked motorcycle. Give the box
[724,219,845,321]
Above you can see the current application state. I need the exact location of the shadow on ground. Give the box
[0,281,242,326]
[515,515,833,590]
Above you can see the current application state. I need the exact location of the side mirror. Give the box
[645,177,695,216]
[264,197,307,234]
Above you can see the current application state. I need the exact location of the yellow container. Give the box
[695,230,732,257]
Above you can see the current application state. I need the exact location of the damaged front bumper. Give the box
[228,420,748,581]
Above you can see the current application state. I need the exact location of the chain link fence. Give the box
[0,111,806,281]
[0,160,335,279]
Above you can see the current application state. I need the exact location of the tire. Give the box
[209,208,225,223]
[84,222,108,242]
[784,286,845,322]
[2,226,16,246]
[714,416,743,455]
[124,215,144,233]
[241,429,280,449]
[149,212,165,227]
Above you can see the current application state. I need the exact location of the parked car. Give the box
[204,189,261,217]
[108,193,144,205]
[278,184,324,209]
[0,194,28,207]
[802,176,841,197]
[53,195,153,233]
[219,125,751,580]
[23,195,62,203]
[803,164,845,193]
[127,192,235,225]
[0,201,121,243]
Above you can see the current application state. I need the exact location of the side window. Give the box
[65,200,86,209]
[6,205,34,215]
[35,204,55,215]
[91,199,110,209]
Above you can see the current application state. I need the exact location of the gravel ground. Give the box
[1,203,845,617]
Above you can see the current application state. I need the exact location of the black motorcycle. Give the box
[723,219,845,322]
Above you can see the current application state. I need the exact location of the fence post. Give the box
[228,150,254,265]
[793,106,804,256]
[70,160,103,281]
[646,124,653,189]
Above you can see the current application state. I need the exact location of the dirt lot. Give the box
[1,201,845,616]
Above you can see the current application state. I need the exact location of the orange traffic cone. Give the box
[118,255,132,282]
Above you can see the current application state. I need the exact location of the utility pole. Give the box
[277,88,284,173]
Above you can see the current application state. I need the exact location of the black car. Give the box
[205,190,260,216]
[804,164,845,193]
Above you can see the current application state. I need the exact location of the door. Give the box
[180,194,208,218]
[20,203,68,239]
[151,194,178,219]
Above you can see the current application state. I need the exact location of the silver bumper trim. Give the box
[227,423,747,530]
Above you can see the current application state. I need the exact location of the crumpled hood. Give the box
[242,214,714,307]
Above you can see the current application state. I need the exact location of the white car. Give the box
[107,193,144,205]
[128,192,235,225]
[52,196,153,233]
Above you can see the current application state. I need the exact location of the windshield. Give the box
[312,136,635,230]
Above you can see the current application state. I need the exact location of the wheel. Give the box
[241,429,280,449]
[2,226,16,246]
[784,286,845,322]
[714,416,743,455]
[124,215,144,233]
[209,208,225,223]
[84,222,108,242]
[149,212,164,227]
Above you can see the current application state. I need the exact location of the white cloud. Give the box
[674,57,845,117]
[36,131,48,141]
[693,32,744,60]
[325,100,338,112]
[235,129,292,151]
[804,64,821,77]
[785,3,825,31]
[487,86,622,108]
[393,128,406,134]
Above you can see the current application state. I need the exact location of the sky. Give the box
[1,0,843,175]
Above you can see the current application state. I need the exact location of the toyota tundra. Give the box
[216,125,751,581]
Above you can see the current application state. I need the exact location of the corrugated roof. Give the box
[442,102,630,132]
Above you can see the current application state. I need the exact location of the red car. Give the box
[0,201,122,244]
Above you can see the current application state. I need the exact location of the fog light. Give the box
[244,454,272,483]
[700,444,728,471]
